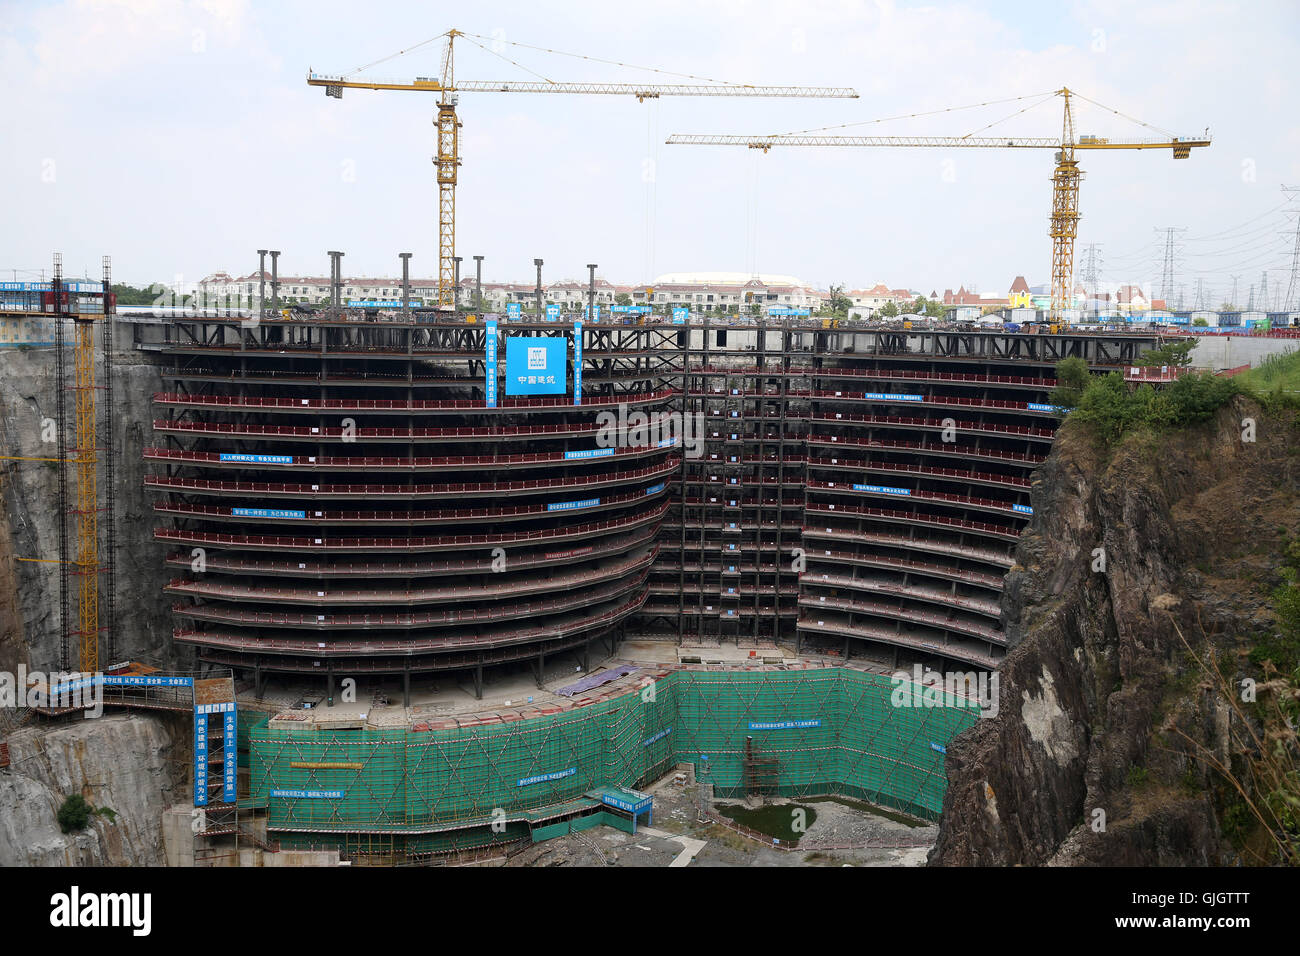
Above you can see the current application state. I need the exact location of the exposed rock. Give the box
[0,336,173,670]
[0,712,187,866]
[931,396,1300,866]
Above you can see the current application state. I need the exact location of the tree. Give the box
[1136,338,1198,368]
[878,301,900,318]
[58,794,92,834]
[910,296,945,319]
[1053,357,1090,410]
[111,283,169,306]
[614,292,631,307]
[1192,317,1209,327]
[824,284,852,316]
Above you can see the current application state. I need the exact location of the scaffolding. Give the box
[248,666,979,858]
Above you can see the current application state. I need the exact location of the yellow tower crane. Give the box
[72,310,99,674]
[308,29,859,308]
[667,88,1211,320]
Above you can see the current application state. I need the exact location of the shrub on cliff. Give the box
[1066,369,1241,445]
[57,794,92,834]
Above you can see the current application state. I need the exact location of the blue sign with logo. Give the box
[485,317,498,408]
[545,303,561,321]
[611,305,652,314]
[573,320,582,406]
[930,742,947,755]
[671,307,690,324]
[1012,503,1033,514]
[769,307,810,316]
[505,337,567,395]
[748,720,822,730]
[506,302,522,319]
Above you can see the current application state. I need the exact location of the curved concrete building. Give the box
[145,313,682,695]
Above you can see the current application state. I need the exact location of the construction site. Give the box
[0,277,1192,865]
[5,17,1299,879]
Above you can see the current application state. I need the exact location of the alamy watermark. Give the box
[595,402,703,458]
[890,664,999,718]
[0,666,103,718]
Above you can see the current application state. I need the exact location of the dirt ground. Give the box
[506,776,936,867]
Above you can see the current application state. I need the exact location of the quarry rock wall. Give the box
[931,396,1299,865]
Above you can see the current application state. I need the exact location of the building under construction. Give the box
[145,309,682,700]
[637,318,1154,669]
[138,297,1163,697]
[2,261,1172,863]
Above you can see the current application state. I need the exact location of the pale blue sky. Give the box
[3,0,1298,304]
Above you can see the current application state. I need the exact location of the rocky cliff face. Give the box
[0,333,172,671]
[0,712,187,866]
[931,396,1299,866]
[0,333,183,867]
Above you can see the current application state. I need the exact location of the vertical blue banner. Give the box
[194,712,208,807]
[506,302,521,320]
[485,317,499,408]
[574,319,583,406]
[585,304,600,321]
[505,338,567,395]
[545,303,560,321]
[672,306,690,324]
[223,707,238,803]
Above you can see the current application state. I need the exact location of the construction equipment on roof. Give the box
[667,88,1211,320]
[308,28,859,309]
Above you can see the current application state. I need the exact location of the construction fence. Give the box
[248,667,978,855]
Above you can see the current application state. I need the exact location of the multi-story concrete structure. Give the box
[633,318,1160,672]
[145,312,682,700]
[140,303,1165,698]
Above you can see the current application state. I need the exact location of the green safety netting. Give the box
[249,668,978,849]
